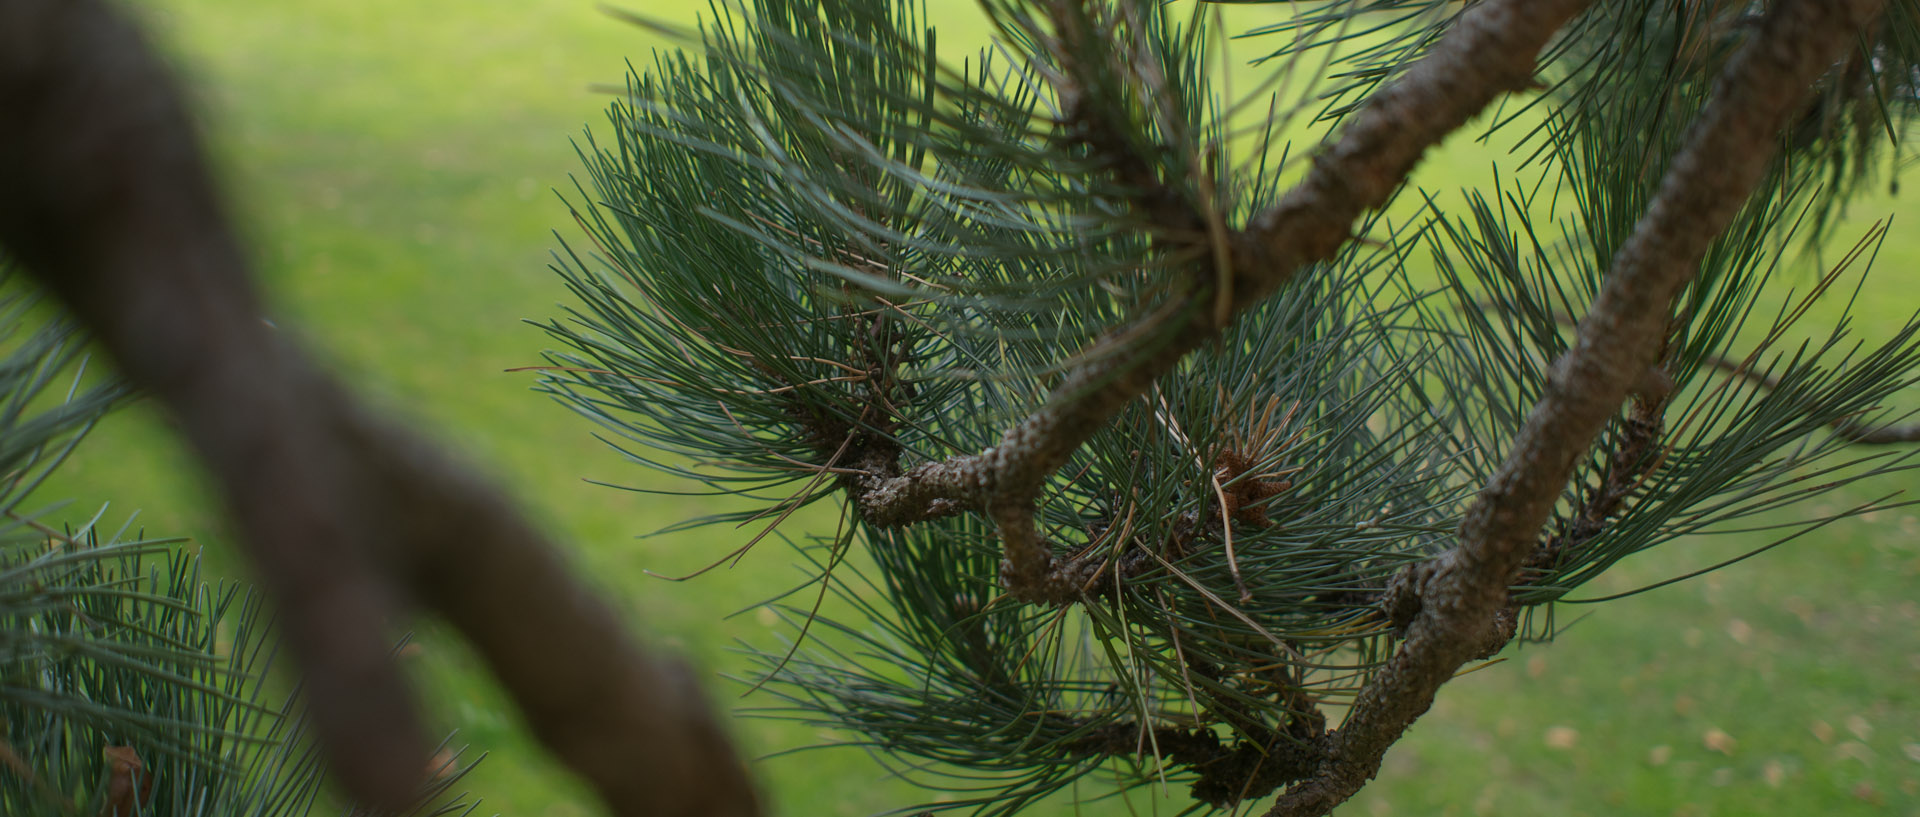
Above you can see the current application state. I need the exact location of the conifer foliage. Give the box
[542,0,1918,813]
[0,264,485,817]
[4,2,760,812]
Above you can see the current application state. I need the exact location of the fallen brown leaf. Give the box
[101,746,152,817]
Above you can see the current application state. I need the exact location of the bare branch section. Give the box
[1265,1,1889,814]
[0,2,758,815]
[854,0,1593,602]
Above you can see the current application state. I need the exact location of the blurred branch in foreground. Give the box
[0,1,760,814]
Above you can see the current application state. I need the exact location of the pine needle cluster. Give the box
[0,263,486,817]
[538,1,1920,812]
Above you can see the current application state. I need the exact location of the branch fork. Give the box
[827,1,1887,813]
[844,0,1591,607]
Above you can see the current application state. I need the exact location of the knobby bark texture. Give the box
[0,2,759,815]
[851,0,1596,604]
[1265,0,1889,814]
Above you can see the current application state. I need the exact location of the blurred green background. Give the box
[34,1,1918,815]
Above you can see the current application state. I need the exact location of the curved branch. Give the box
[856,0,1593,604]
[1264,1,1889,814]
[0,2,759,815]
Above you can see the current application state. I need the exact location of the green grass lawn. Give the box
[33,1,1920,815]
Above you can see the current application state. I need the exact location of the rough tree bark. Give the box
[0,0,1891,814]
[849,0,1597,604]
[1266,0,1887,813]
[0,2,759,815]
[812,0,1888,813]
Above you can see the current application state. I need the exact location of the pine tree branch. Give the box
[1264,1,1889,814]
[854,0,1592,603]
[0,2,759,815]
